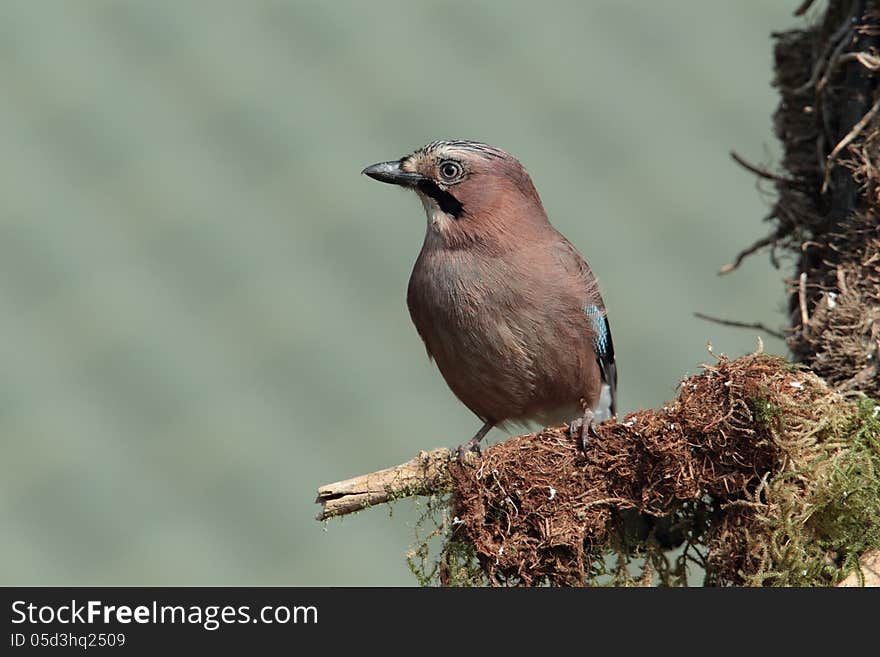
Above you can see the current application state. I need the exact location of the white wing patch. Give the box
[593,384,614,422]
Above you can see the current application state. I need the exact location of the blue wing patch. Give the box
[585,302,617,417]
[585,303,609,356]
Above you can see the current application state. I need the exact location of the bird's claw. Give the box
[569,410,597,453]
[456,441,481,465]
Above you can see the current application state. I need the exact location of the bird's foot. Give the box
[569,409,597,453]
[454,421,494,465]
[455,437,482,465]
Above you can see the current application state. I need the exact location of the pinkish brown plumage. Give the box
[363,140,617,455]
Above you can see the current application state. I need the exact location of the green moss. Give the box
[745,397,880,586]
[753,396,783,430]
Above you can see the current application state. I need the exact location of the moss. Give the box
[753,396,783,430]
[741,397,880,586]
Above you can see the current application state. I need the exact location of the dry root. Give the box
[728,1,880,398]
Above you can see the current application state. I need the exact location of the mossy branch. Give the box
[316,351,880,586]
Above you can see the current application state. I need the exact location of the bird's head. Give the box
[362,140,548,249]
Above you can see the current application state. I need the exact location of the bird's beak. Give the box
[361,160,425,188]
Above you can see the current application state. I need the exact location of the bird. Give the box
[362,140,617,457]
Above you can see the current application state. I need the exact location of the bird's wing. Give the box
[585,303,617,418]
[553,237,618,418]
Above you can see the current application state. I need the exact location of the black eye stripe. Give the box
[417,180,463,218]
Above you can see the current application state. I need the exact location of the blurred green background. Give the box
[0,1,801,585]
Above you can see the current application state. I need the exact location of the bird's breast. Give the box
[406,249,497,363]
[405,242,603,425]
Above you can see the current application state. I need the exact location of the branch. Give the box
[694,312,786,339]
[718,231,779,275]
[730,151,794,184]
[316,448,453,520]
[793,0,816,16]
[316,354,880,586]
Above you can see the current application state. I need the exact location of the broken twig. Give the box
[694,312,785,340]
[719,232,778,275]
[316,448,453,520]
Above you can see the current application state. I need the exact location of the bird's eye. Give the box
[439,160,463,181]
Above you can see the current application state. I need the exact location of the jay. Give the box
[363,140,617,456]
